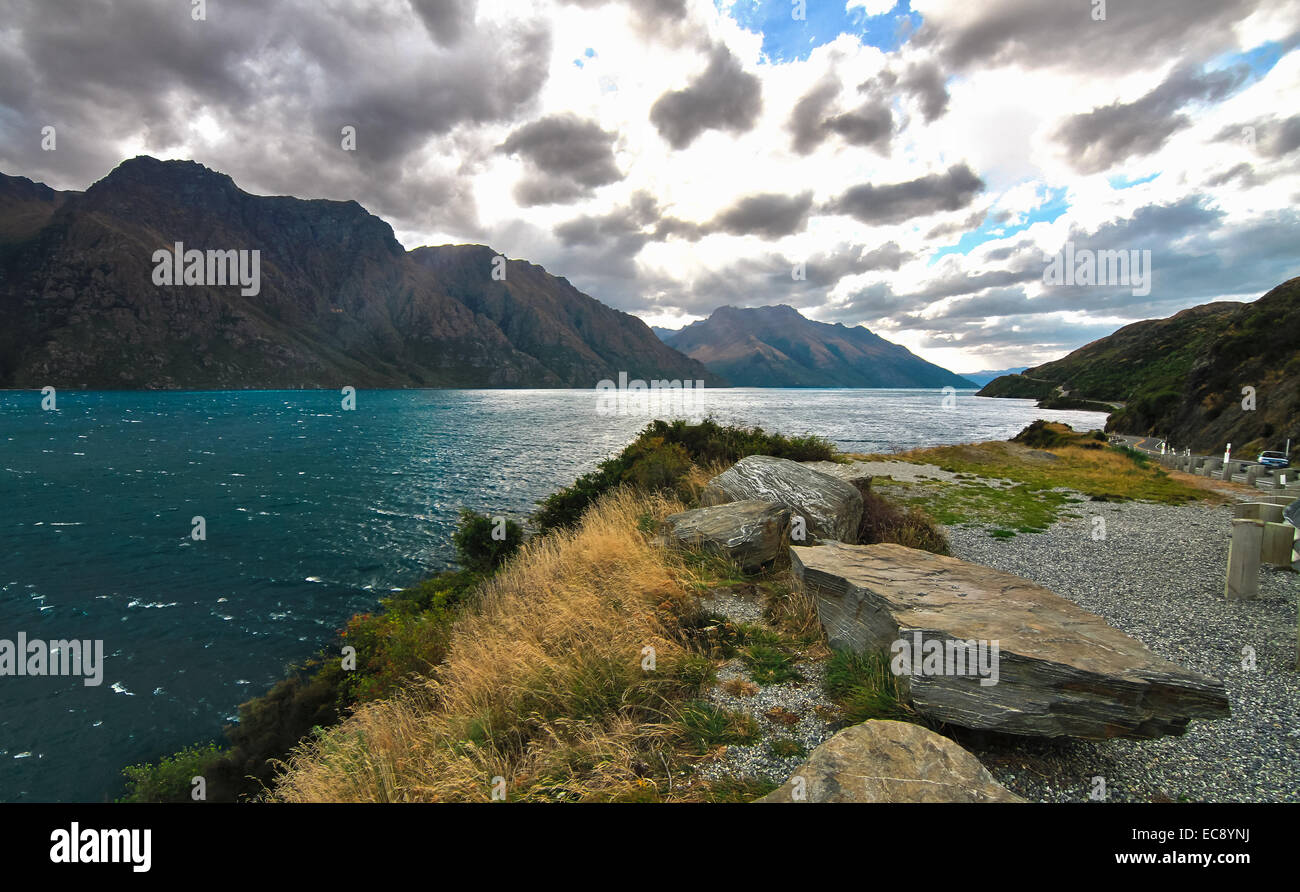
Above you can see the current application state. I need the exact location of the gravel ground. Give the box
[696,588,839,785]
[947,498,1300,803]
[700,656,838,785]
[691,488,1299,801]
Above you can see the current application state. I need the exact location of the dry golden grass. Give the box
[678,459,730,505]
[759,572,828,655]
[270,488,714,803]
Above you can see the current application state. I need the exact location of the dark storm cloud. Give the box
[898,62,950,122]
[1216,114,1300,160]
[788,79,840,154]
[916,0,1270,73]
[1205,162,1259,188]
[1054,64,1251,174]
[826,165,984,225]
[705,191,814,238]
[649,45,762,149]
[500,114,622,206]
[409,0,476,47]
[575,191,815,243]
[501,115,620,187]
[925,209,985,240]
[554,190,659,247]
[787,77,893,155]
[1263,115,1300,157]
[0,0,552,234]
[787,61,946,156]
[824,102,893,152]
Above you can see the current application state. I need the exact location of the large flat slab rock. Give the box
[792,541,1230,739]
[656,500,791,571]
[701,455,862,543]
[757,720,1023,803]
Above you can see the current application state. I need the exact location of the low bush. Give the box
[534,418,835,532]
[858,487,950,555]
[452,510,524,574]
[119,743,226,803]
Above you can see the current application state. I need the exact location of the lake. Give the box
[0,388,1107,801]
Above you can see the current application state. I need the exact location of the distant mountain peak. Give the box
[670,303,972,388]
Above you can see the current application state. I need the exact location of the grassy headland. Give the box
[119,419,1208,802]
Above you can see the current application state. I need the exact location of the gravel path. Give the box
[947,499,1300,803]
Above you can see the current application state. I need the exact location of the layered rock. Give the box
[799,460,873,500]
[656,500,791,571]
[757,720,1022,803]
[792,541,1231,739]
[700,456,862,543]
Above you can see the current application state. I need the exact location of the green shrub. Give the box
[534,418,835,532]
[119,743,226,803]
[453,509,523,573]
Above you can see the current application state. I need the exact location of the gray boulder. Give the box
[800,460,873,499]
[757,720,1023,803]
[656,500,791,571]
[701,455,863,543]
[792,541,1230,740]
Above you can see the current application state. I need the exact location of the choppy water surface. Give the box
[0,388,1106,800]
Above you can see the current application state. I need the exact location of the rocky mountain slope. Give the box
[977,279,1300,453]
[660,304,973,388]
[0,157,718,389]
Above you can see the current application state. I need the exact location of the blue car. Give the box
[1258,451,1290,469]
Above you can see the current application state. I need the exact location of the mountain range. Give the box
[957,367,1028,387]
[978,278,1300,454]
[0,157,719,389]
[656,305,974,388]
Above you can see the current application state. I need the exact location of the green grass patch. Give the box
[676,701,762,753]
[740,643,803,685]
[822,649,914,725]
[875,430,1207,532]
[770,738,807,759]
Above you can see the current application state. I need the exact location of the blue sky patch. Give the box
[721,0,921,64]
[1108,172,1160,189]
[1214,40,1289,79]
[929,186,1070,263]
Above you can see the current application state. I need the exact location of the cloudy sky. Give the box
[3,0,1298,372]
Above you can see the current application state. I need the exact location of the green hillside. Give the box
[977,278,1300,454]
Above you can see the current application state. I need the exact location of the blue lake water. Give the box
[0,388,1108,801]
